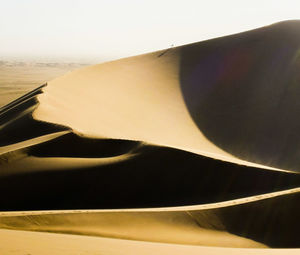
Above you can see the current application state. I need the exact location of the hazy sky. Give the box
[1,0,300,62]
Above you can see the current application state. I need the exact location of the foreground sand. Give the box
[2,229,300,255]
[2,20,300,253]
[1,186,300,248]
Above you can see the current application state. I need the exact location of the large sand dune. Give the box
[1,21,300,253]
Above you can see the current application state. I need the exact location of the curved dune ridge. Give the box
[1,20,300,253]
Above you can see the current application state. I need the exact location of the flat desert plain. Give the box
[0,60,89,107]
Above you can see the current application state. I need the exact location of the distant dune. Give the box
[0,61,89,107]
[1,21,300,254]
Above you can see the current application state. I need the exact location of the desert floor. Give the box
[0,60,90,107]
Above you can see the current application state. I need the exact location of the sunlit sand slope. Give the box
[1,20,300,252]
[2,229,300,255]
[33,20,300,171]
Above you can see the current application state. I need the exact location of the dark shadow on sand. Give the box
[179,21,300,172]
[1,137,300,211]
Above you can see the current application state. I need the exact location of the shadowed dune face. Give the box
[180,21,300,171]
[1,132,300,211]
[217,191,300,248]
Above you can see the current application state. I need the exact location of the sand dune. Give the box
[1,20,300,253]
[33,20,300,171]
[1,188,300,248]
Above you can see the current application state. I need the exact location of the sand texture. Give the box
[1,21,300,253]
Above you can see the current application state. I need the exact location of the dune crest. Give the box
[30,20,300,172]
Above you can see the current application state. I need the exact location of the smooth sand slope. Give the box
[3,229,300,255]
[33,20,300,171]
[1,21,300,253]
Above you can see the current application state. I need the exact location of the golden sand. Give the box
[1,21,300,253]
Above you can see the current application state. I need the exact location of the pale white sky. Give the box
[1,0,300,62]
